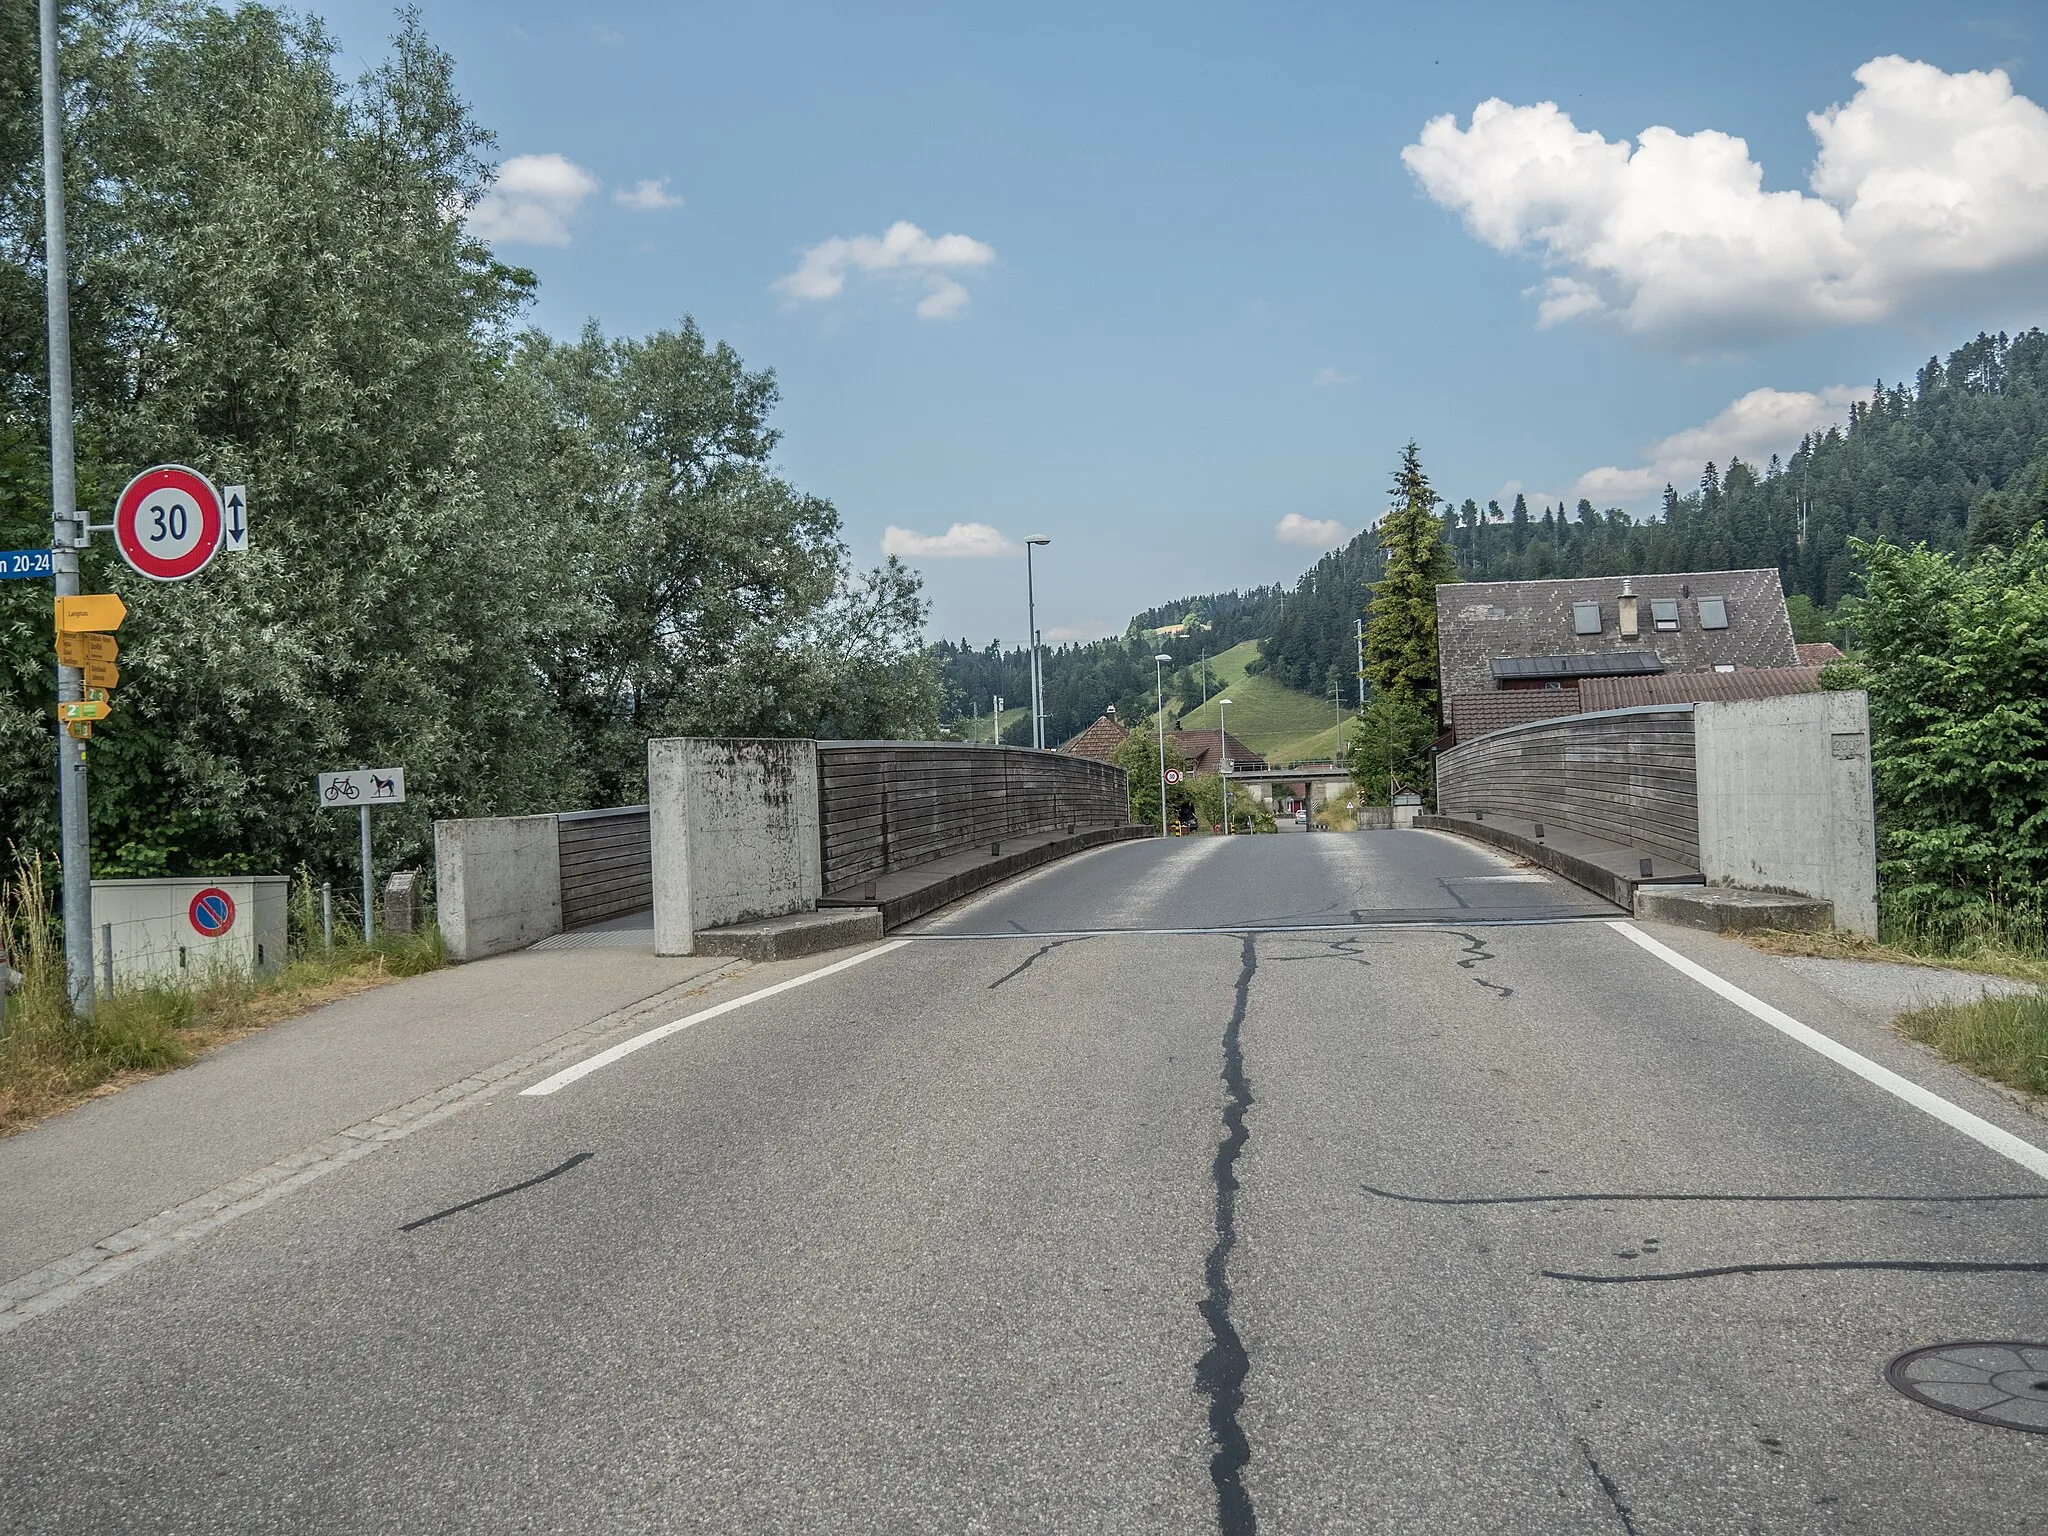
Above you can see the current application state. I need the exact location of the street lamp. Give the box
[1153,654,1173,838]
[1024,536,1050,750]
[1217,697,1233,835]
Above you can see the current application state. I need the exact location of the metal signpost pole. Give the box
[39,0,93,1013]
[1153,654,1172,838]
[358,774,374,944]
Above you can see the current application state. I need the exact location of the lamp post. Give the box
[1217,697,1233,835]
[1153,653,1173,838]
[1024,536,1049,749]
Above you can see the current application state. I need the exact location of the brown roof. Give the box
[1059,712,1130,761]
[1796,641,1844,666]
[1435,569,1797,698]
[1578,665,1825,711]
[1445,688,1584,743]
[1165,729,1266,774]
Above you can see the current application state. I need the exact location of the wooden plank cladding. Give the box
[557,805,652,929]
[817,744,1130,894]
[1434,706,1702,870]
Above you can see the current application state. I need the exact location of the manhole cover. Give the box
[1886,1342,2048,1434]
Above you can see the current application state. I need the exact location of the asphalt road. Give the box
[3,831,2045,1532]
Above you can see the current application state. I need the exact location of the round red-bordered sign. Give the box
[188,887,236,938]
[1164,768,1184,784]
[114,464,224,582]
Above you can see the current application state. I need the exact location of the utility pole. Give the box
[39,0,93,1013]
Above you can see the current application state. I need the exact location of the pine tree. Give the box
[1364,443,1458,716]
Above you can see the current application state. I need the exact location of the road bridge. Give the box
[2,829,2044,1532]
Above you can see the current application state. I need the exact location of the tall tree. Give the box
[1363,443,1456,715]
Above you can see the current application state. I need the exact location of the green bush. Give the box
[1853,530,2048,941]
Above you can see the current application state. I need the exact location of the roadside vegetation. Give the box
[1743,923,2048,988]
[0,858,442,1137]
[1897,993,2048,1103]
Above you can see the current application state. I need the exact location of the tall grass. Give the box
[0,858,443,1136]
[1898,993,2048,1100]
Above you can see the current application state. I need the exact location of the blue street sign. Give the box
[0,549,54,580]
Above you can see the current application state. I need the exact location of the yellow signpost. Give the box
[52,596,125,748]
[56,631,117,667]
[53,593,126,633]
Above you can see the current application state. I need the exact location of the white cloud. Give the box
[615,178,682,211]
[775,221,996,319]
[880,522,1019,558]
[1274,512,1353,549]
[1313,367,1357,387]
[468,153,599,246]
[916,278,972,320]
[1046,621,1113,644]
[1403,56,2048,337]
[1573,384,1866,505]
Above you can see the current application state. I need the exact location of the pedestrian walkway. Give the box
[0,945,751,1283]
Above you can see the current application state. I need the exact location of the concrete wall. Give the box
[1694,690,1879,935]
[434,814,562,963]
[91,877,289,987]
[650,738,822,956]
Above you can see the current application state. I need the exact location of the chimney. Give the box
[1617,580,1639,639]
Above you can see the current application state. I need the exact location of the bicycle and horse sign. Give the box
[317,768,406,806]
[316,768,406,943]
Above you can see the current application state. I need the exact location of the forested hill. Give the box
[1257,326,2048,686]
[1444,328,2048,603]
[944,326,2048,745]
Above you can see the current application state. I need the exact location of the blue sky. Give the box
[318,1,2048,646]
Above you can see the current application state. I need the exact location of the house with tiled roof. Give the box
[1435,569,1798,744]
[1059,712,1130,762]
[1166,729,1266,775]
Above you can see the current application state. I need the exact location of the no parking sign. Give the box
[188,886,236,938]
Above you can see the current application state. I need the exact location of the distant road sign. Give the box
[1163,768,1184,784]
[54,593,126,633]
[114,464,224,581]
[56,700,110,722]
[1,549,53,580]
[317,767,406,807]
[188,887,236,938]
[221,486,249,554]
[82,660,119,689]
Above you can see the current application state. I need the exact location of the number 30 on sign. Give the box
[111,465,241,582]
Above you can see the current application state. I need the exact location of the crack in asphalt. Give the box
[1197,933,1259,1535]
[1267,934,1377,969]
[986,937,1084,989]
[1364,1184,2048,1207]
[1450,929,1514,999]
[1578,1439,1642,1535]
[1546,1257,2048,1284]
[400,1153,593,1233]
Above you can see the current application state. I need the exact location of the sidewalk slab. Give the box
[0,947,733,1279]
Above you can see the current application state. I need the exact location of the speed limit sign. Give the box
[1164,768,1184,784]
[113,465,225,581]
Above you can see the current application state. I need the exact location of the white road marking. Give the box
[520,940,912,1098]
[1609,921,2048,1182]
